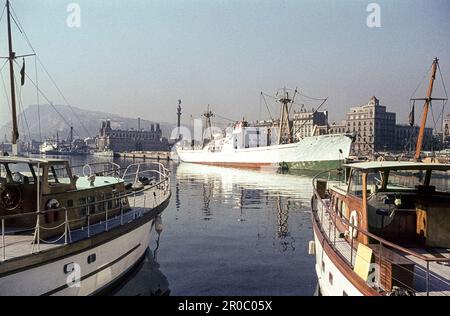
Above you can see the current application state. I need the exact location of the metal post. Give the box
[120,198,124,226]
[105,207,108,231]
[133,193,136,219]
[87,206,91,238]
[350,235,354,267]
[36,215,40,252]
[36,162,41,252]
[2,219,5,261]
[64,209,68,245]
[426,261,430,296]
[333,215,336,247]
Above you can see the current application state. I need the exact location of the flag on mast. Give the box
[20,58,25,86]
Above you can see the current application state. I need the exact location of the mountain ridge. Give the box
[0,104,177,142]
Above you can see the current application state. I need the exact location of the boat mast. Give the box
[203,105,214,141]
[414,58,439,160]
[6,0,19,156]
[278,89,292,144]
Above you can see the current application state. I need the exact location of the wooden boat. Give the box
[0,0,171,295]
[310,58,450,296]
[311,161,450,296]
[0,158,171,295]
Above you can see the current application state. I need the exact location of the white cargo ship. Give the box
[177,90,355,171]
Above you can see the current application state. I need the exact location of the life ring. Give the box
[349,210,359,239]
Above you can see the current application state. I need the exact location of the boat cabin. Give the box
[0,157,128,237]
[329,161,450,249]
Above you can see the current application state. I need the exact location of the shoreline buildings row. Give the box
[293,96,434,156]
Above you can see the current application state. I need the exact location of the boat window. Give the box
[105,193,113,210]
[78,197,87,217]
[51,165,72,185]
[348,170,363,197]
[366,171,383,195]
[87,196,96,214]
[3,163,37,184]
[387,170,425,190]
[429,170,450,193]
[97,194,105,212]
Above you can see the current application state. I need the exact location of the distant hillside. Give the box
[0,104,177,141]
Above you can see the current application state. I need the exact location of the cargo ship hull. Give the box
[177,134,353,171]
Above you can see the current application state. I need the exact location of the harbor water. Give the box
[44,155,318,296]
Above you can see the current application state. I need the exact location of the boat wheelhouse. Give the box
[311,161,450,296]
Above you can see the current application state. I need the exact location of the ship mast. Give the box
[202,104,214,142]
[278,89,293,144]
[413,58,443,159]
[6,0,19,156]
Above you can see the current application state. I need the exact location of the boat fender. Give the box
[308,241,316,255]
[45,199,60,223]
[349,210,359,239]
[154,215,163,234]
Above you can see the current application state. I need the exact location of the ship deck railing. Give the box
[0,162,170,264]
[312,171,450,296]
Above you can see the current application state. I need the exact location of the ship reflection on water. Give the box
[157,162,317,296]
[112,216,171,296]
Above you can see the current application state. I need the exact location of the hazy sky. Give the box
[0,0,449,132]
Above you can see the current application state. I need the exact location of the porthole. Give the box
[87,254,97,264]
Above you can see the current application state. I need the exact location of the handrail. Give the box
[0,173,170,221]
[312,170,450,264]
[1,170,170,262]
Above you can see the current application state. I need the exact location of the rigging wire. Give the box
[34,55,42,142]
[260,92,274,121]
[13,59,82,138]
[10,3,90,137]
[0,67,12,117]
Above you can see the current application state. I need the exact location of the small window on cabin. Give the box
[429,170,450,193]
[87,196,96,214]
[105,193,113,210]
[329,272,334,286]
[97,194,105,213]
[67,200,74,208]
[78,197,87,217]
[387,170,425,190]
[348,170,363,198]
[52,165,72,184]
[5,163,37,185]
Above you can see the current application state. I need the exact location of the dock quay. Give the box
[116,151,171,161]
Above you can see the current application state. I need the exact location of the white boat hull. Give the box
[0,221,152,296]
[177,134,353,170]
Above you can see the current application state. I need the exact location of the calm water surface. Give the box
[42,155,318,296]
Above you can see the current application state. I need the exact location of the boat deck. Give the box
[317,199,450,296]
[0,185,170,263]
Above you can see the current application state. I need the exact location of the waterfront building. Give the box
[292,110,328,140]
[96,120,170,152]
[444,114,450,145]
[328,121,347,135]
[345,96,396,155]
[395,124,433,152]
